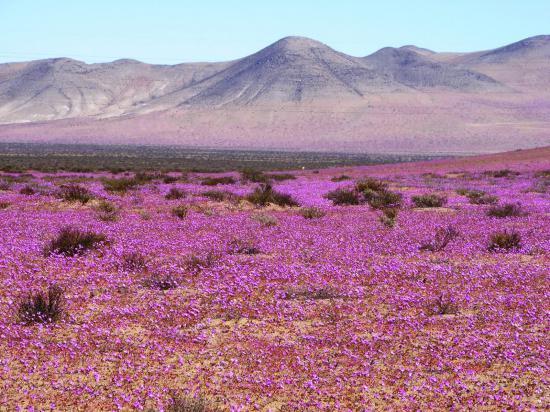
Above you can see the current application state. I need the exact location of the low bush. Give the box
[201,176,236,186]
[299,206,326,219]
[202,190,241,203]
[19,185,36,195]
[355,177,388,193]
[227,239,261,255]
[171,205,188,219]
[488,230,521,251]
[366,189,403,209]
[162,175,179,184]
[486,203,525,218]
[101,177,139,193]
[246,184,299,207]
[142,274,178,291]
[411,193,447,208]
[161,392,223,412]
[251,213,278,227]
[425,294,459,316]
[44,227,107,256]
[185,251,219,274]
[0,201,10,209]
[331,175,350,182]
[379,208,398,228]
[94,199,119,222]
[165,188,186,200]
[483,169,519,178]
[121,252,147,272]
[240,168,269,183]
[267,173,296,181]
[420,225,459,252]
[324,188,360,205]
[58,184,94,203]
[17,284,65,325]
[282,285,340,300]
[0,180,11,190]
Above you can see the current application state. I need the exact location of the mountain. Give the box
[0,35,549,154]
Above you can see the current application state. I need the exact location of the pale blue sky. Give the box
[0,0,548,64]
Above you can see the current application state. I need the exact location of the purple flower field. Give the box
[0,155,548,411]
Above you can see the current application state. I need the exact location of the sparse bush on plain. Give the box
[355,177,388,193]
[227,239,262,255]
[201,176,236,186]
[425,294,459,316]
[246,183,299,207]
[420,225,459,252]
[411,193,447,208]
[0,201,10,209]
[0,180,11,190]
[366,189,403,209]
[299,206,326,219]
[171,205,189,219]
[483,169,519,178]
[16,284,65,325]
[160,392,223,412]
[379,208,398,228]
[240,168,269,183]
[488,230,521,251]
[325,188,360,205]
[102,177,140,193]
[165,187,186,200]
[44,227,107,256]
[486,203,525,218]
[57,184,94,203]
[185,251,219,274]
[142,274,178,291]
[202,190,241,203]
[121,252,147,272]
[251,213,278,226]
[282,285,340,300]
[95,199,119,221]
[19,185,35,195]
[267,173,296,181]
[331,175,350,182]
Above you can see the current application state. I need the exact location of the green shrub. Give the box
[366,190,403,209]
[411,193,447,208]
[44,227,106,256]
[324,188,360,205]
[488,231,521,251]
[101,177,139,193]
[246,184,299,207]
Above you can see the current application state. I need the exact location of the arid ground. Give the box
[0,147,548,411]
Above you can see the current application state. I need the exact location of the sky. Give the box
[0,0,549,64]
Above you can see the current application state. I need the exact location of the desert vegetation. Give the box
[0,157,547,411]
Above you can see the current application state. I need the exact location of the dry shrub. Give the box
[227,239,261,255]
[165,188,186,200]
[17,284,65,324]
[488,230,521,251]
[299,206,326,219]
[251,213,278,227]
[425,294,459,316]
[44,227,106,256]
[331,175,350,182]
[420,225,459,252]
[379,208,398,228]
[121,252,148,272]
[58,184,94,203]
[282,285,340,300]
[486,203,525,218]
[246,184,299,207]
[325,188,359,205]
[142,274,178,291]
[95,199,119,221]
[172,205,189,219]
[201,176,236,186]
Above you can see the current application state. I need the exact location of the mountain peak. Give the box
[267,36,332,53]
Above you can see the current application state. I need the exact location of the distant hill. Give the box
[0,35,549,154]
